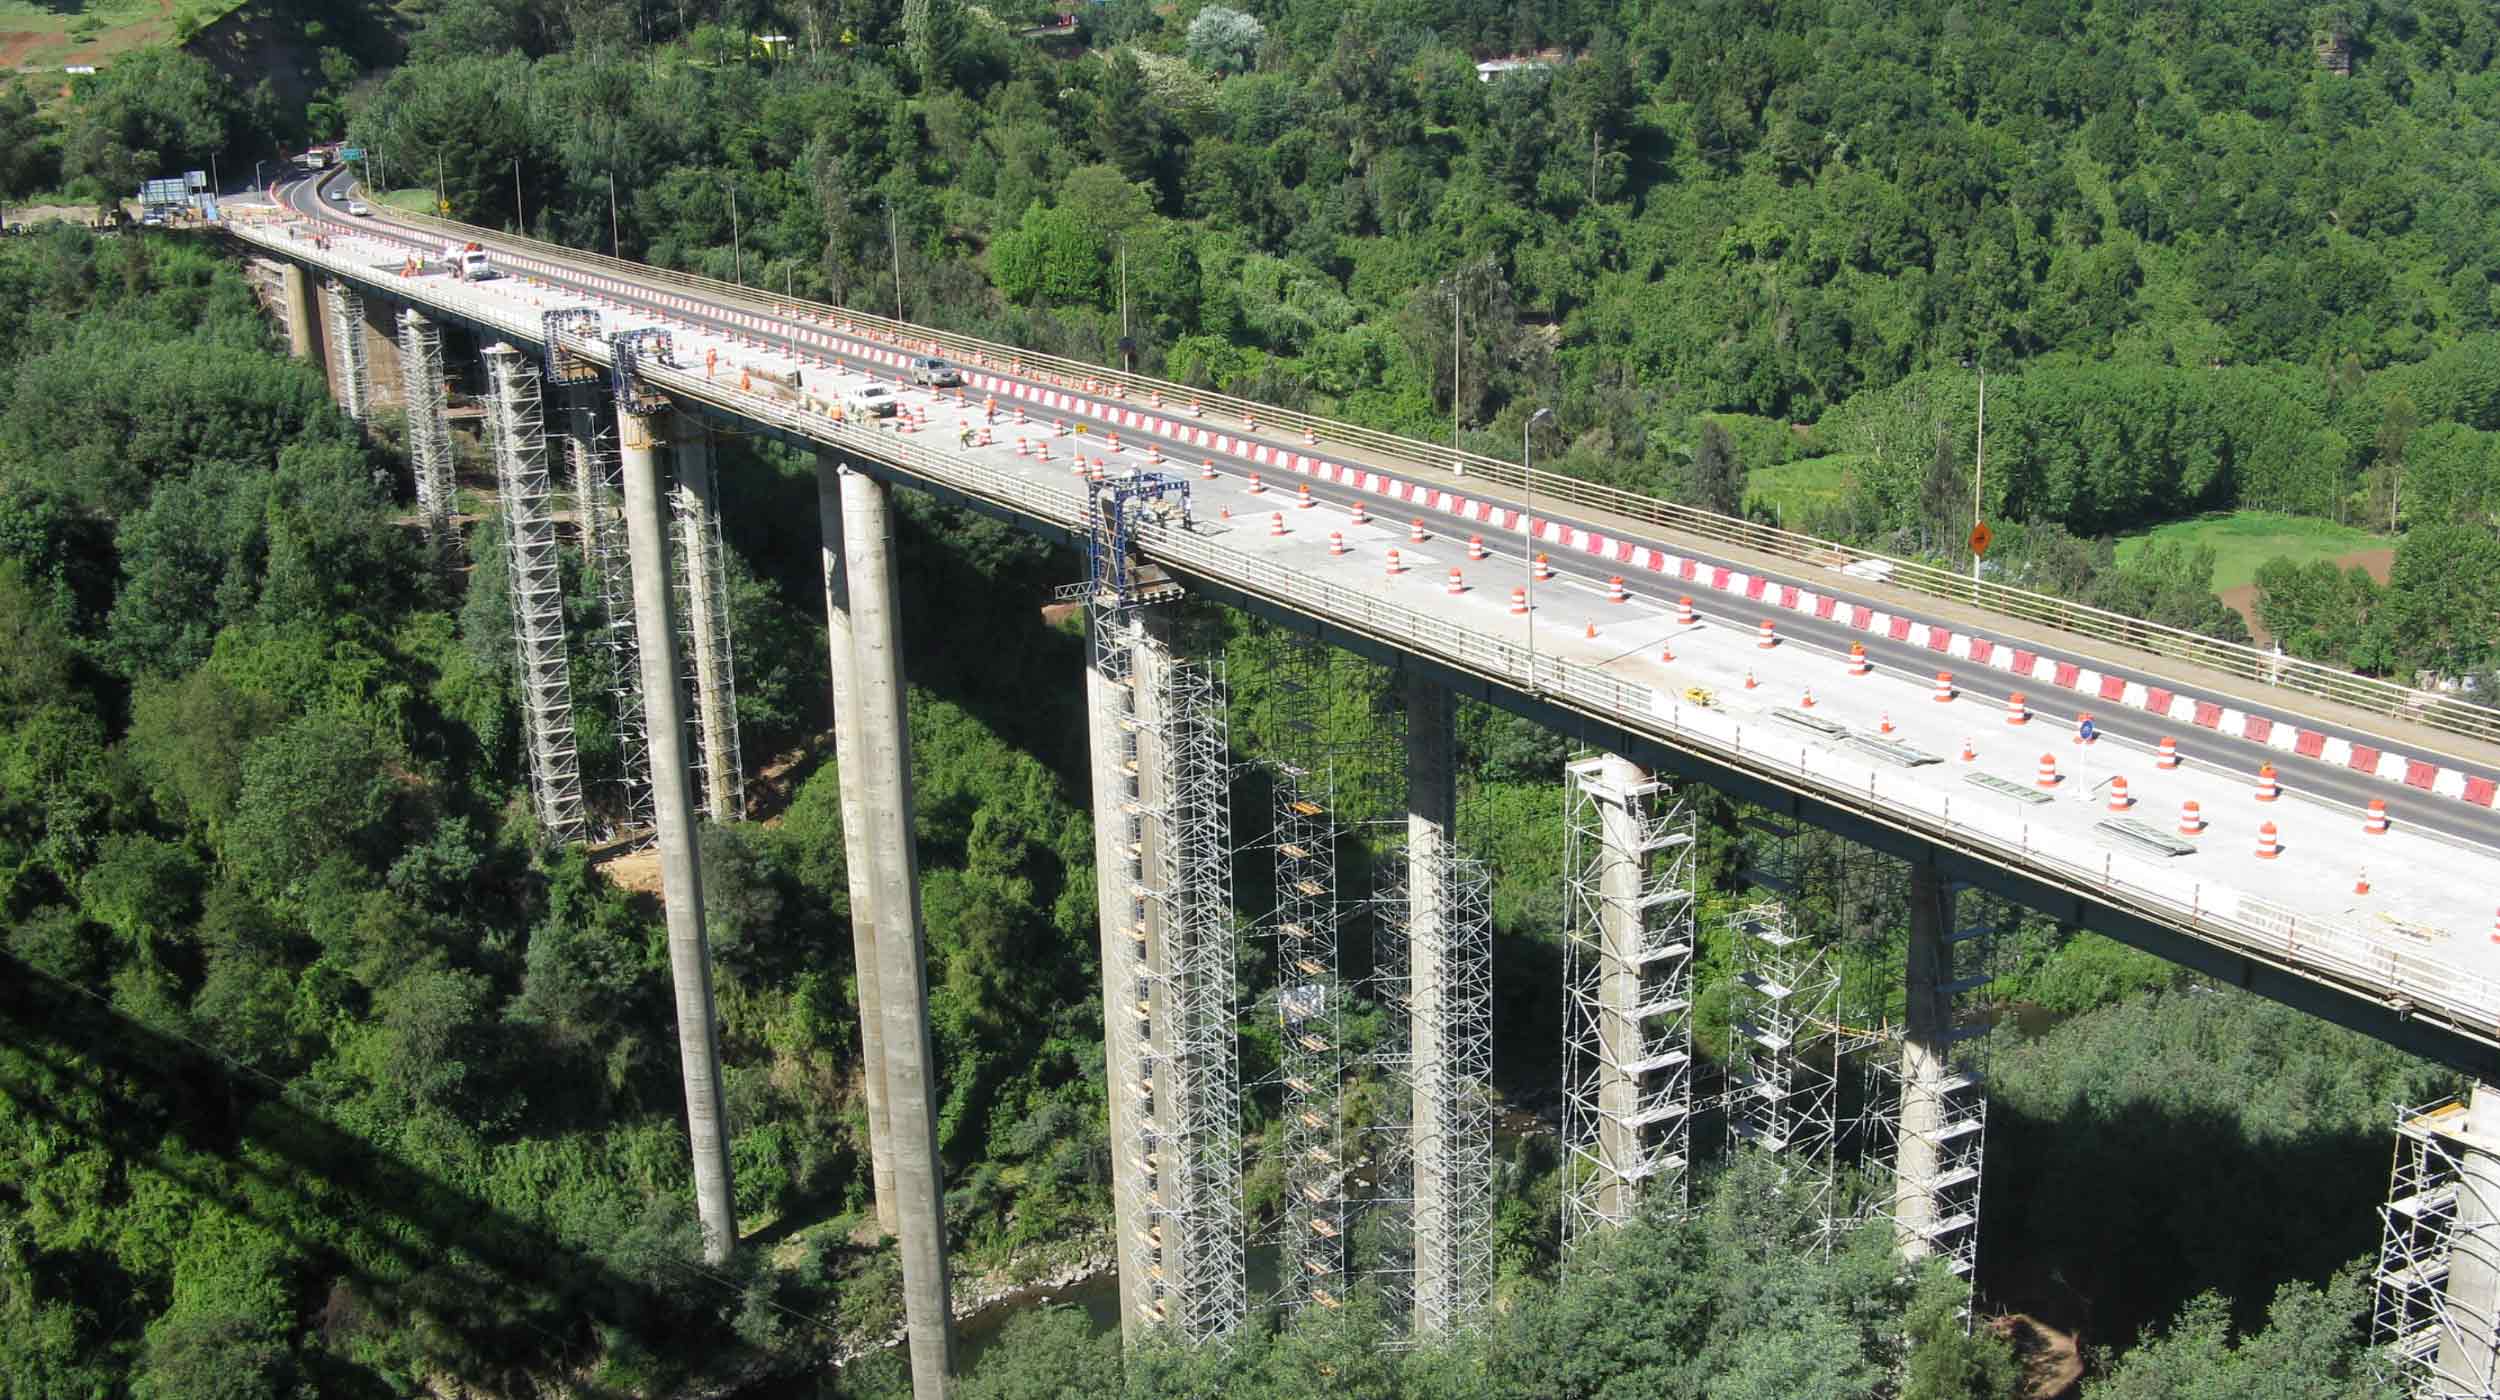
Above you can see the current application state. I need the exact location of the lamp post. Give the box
[1525,406,1553,689]
[1963,354,1986,585]
[253,160,265,193]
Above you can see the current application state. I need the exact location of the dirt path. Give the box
[2218,545,2393,644]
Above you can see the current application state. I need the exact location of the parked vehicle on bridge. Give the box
[910,356,961,388]
[452,242,497,281]
[846,384,899,418]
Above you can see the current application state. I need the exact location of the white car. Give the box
[347,201,371,217]
[847,385,898,418]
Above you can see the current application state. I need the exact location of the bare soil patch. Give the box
[598,846,663,895]
[1989,1312,2084,1399]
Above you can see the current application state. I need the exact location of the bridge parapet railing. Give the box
[337,201,2500,751]
[238,220,2500,1048]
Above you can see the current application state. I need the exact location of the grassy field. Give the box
[0,0,246,76]
[2112,510,2387,593]
[374,187,444,215]
[1745,452,1863,529]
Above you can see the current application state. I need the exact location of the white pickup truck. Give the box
[446,241,497,281]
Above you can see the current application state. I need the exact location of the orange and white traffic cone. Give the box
[1248,473,1265,494]
[1848,643,1870,676]
[1801,687,1817,709]
[1329,532,1347,557]
[1960,737,1977,762]
[2256,822,2281,859]
[1607,576,1629,603]
[2365,799,2390,835]
[1446,568,1465,595]
[2354,868,2372,896]
[1410,518,1428,543]
[1932,671,1954,702]
[2108,775,2133,812]
[2256,763,2280,801]
[2036,753,2059,788]
[2179,800,2203,836]
[1270,512,1286,536]
[1468,534,1487,561]
[1509,587,1528,616]
[1757,620,1778,649]
[1534,554,1555,581]
[1677,595,1697,625]
[2006,692,2030,725]
[1297,484,1314,510]
[2156,736,2179,769]
[1385,548,1404,576]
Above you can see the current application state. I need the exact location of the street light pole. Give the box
[1525,407,1553,690]
[887,201,905,322]
[514,157,524,233]
[727,184,742,284]
[609,171,621,257]
[1972,360,1986,585]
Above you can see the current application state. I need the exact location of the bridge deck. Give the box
[225,201,2500,1065]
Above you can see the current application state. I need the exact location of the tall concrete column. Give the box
[1590,752,1648,1226]
[1129,618,1191,1320]
[1894,861,1953,1261]
[840,465,955,1399]
[2439,1080,2500,1385]
[815,450,897,1236]
[1088,606,1174,1342]
[1406,675,1457,1331]
[281,262,322,363]
[673,413,739,821]
[618,405,740,1265]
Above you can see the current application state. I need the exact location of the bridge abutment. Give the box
[617,405,741,1265]
[838,464,957,1397]
[814,451,898,1237]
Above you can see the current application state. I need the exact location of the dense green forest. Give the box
[4,0,2498,1391]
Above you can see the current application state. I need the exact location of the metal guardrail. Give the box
[238,219,2500,1053]
[340,195,2500,753]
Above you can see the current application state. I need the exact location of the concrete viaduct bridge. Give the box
[227,166,2500,1398]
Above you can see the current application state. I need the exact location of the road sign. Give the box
[340,147,365,161]
[1968,521,1994,556]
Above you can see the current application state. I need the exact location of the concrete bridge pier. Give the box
[813,450,898,1237]
[616,404,740,1265]
[2437,1081,2500,1389]
[837,463,956,1398]
[281,262,322,364]
[1407,674,1457,1331]
[1087,603,1172,1342]
[322,279,370,423]
[1893,860,1984,1279]
[395,309,456,551]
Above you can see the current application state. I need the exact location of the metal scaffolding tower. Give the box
[542,315,656,843]
[2374,1096,2500,1398]
[1408,846,1494,1334]
[396,309,456,555]
[324,280,370,423]
[567,391,656,841]
[1270,757,1347,1313]
[668,424,744,822]
[1367,840,1418,1333]
[1561,754,1698,1253]
[483,344,588,846]
[1724,901,1842,1222]
[1146,650,1243,1342]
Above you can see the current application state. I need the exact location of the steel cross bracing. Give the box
[324,279,370,423]
[1561,755,1699,1254]
[395,309,456,555]
[483,345,588,846]
[1724,902,1842,1220]
[562,385,656,843]
[668,429,744,823]
[2374,1098,2500,1399]
[1408,847,1494,1335]
[1080,471,1192,610]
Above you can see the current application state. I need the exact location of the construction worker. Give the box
[958,422,975,450]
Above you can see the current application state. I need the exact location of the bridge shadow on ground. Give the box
[0,958,725,1397]
[1980,1084,2392,1357]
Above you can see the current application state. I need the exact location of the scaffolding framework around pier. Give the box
[1098,610,1245,1343]
[667,427,745,822]
[1269,757,1347,1314]
[1878,874,1999,1293]
[563,387,656,843]
[2374,1097,2500,1399]
[1724,900,1842,1229]
[396,309,456,555]
[1408,846,1493,1336]
[325,279,370,423]
[483,345,587,846]
[1561,754,1698,1255]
